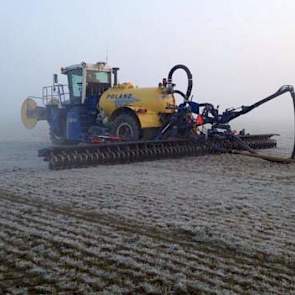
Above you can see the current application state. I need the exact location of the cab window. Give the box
[68,69,83,103]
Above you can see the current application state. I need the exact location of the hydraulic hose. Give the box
[168,64,193,100]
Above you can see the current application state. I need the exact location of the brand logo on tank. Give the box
[107,93,139,107]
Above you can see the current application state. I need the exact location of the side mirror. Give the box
[53,74,58,84]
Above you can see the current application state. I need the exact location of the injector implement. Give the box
[21,62,295,169]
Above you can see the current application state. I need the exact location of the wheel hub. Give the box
[116,122,134,139]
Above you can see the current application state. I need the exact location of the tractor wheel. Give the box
[111,113,141,140]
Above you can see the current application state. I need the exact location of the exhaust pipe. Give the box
[112,67,120,86]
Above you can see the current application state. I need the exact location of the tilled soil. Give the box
[0,143,295,294]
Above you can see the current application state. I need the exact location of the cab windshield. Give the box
[86,70,111,98]
[86,71,110,83]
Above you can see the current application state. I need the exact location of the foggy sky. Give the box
[1,0,295,139]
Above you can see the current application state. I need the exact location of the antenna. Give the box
[106,48,109,64]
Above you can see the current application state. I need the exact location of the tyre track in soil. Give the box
[1,197,294,281]
[0,196,225,294]
[0,204,287,294]
[1,190,295,294]
[0,213,291,295]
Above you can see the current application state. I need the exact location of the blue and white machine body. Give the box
[42,62,115,143]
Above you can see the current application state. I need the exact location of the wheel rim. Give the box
[116,122,134,139]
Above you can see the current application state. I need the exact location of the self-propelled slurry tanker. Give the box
[21,62,295,169]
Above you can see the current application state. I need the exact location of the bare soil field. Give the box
[0,142,295,294]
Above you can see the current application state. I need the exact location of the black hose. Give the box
[227,85,295,160]
[209,85,295,161]
[172,90,187,100]
[168,64,193,100]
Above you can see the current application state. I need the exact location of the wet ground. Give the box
[0,134,295,294]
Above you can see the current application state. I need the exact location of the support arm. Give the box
[218,85,295,124]
[216,85,295,159]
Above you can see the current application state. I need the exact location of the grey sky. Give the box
[1,0,295,138]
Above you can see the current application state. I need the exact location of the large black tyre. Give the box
[111,113,141,140]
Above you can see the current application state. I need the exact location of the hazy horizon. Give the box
[1,0,295,141]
